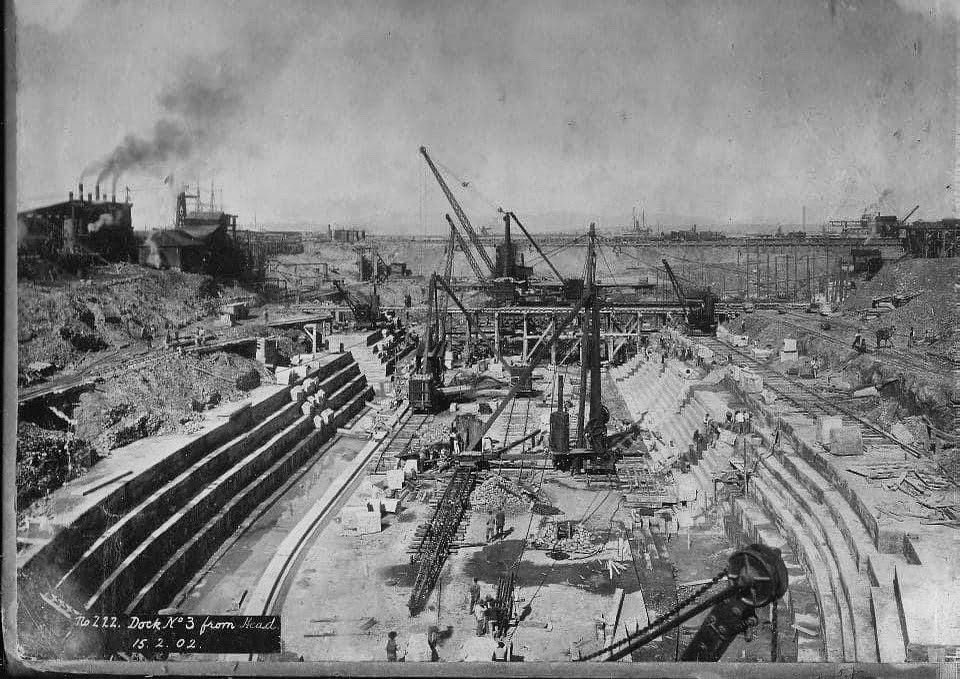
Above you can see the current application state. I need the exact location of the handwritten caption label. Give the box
[73,615,281,654]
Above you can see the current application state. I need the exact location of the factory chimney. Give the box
[111,193,116,203]
[95,184,100,202]
[78,182,84,204]
[88,193,93,203]
[69,191,74,202]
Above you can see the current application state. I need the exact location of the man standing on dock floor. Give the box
[495,506,505,540]
[468,578,481,613]
[386,631,398,661]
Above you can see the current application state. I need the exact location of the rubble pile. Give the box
[469,474,531,514]
[17,266,248,379]
[16,423,96,512]
[74,351,272,454]
[527,519,594,552]
[843,259,960,359]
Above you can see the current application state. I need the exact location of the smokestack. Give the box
[79,183,84,204]
[111,193,116,203]
[95,184,100,201]
[69,191,74,202]
[88,193,93,203]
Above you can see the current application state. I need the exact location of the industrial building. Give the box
[139,189,242,275]
[17,183,135,261]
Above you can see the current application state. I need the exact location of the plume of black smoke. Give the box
[83,14,301,192]
[94,119,192,195]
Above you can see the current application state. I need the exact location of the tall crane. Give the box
[661,258,689,315]
[899,204,919,225]
[420,146,496,277]
[506,211,565,284]
[445,214,486,282]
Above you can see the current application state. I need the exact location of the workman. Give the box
[495,506,506,540]
[485,596,499,637]
[743,410,752,434]
[468,578,481,613]
[734,410,744,433]
[386,631,398,662]
[852,330,863,350]
[493,641,508,661]
[595,612,607,643]
[474,600,488,636]
[485,511,496,543]
[908,326,915,347]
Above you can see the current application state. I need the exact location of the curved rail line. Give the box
[243,407,429,661]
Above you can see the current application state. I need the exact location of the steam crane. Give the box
[576,542,788,662]
[332,278,380,328]
[420,146,496,279]
[661,258,717,335]
[899,204,919,225]
[408,273,477,413]
[565,223,613,473]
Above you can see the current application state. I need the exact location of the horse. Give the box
[876,326,896,347]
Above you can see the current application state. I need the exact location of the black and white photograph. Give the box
[5,0,960,673]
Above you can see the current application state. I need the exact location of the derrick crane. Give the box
[434,273,476,358]
[660,258,717,335]
[506,211,565,284]
[420,146,496,277]
[442,221,456,285]
[445,214,486,282]
[408,273,477,412]
[661,258,690,314]
[900,204,919,225]
[332,279,378,327]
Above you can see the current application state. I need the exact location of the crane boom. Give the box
[420,146,496,275]
[661,258,688,312]
[446,214,486,282]
[508,211,565,284]
[443,222,455,284]
[900,204,919,224]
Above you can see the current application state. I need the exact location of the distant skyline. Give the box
[15,0,959,233]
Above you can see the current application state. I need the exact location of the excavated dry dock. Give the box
[17,325,958,664]
[229,358,789,663]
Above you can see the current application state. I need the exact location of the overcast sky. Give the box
[14,0,959,232]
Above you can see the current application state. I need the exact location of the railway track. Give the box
[772,310,953,377]
[699,336,929,463]
[370,411,435,473]
[502,392,536,451]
